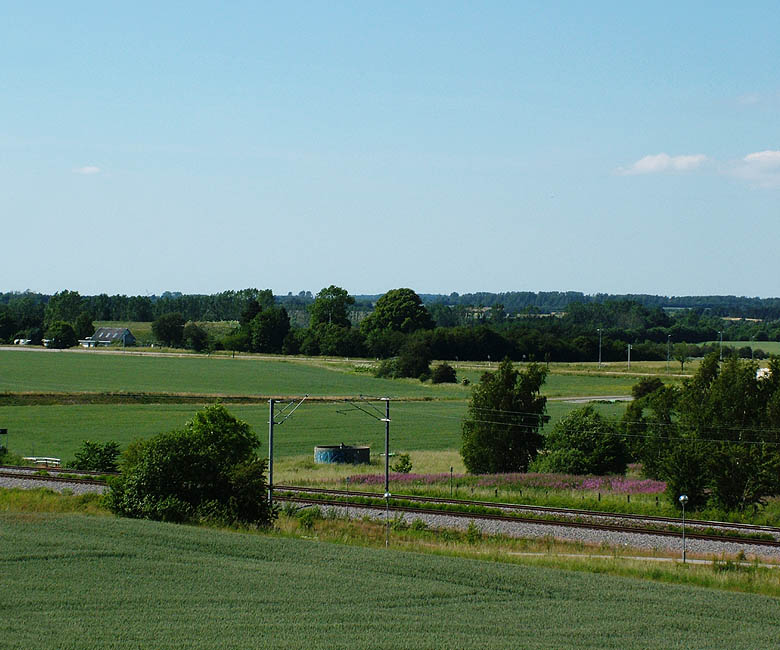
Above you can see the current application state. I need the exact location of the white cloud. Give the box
[73,165,101,175]
[743,150,780,166]
[729,150,780,188]
[617,153,708,176]
[737,93,761,106]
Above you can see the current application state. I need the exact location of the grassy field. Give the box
[0,348,469,398]
[94,320,239,345]
[0,348,646,398]
[2,512,779,649]
[716,340,780,355]
[0,400,627,463]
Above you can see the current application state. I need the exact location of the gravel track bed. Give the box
[0,475,106,495]
[489,504,780,541]
[288,501,780,561]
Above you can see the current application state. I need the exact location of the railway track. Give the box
[3,469,778,553]
[274,485,780,548]
[0,465,110,490]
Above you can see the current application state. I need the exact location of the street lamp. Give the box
[679,494,688,563]
[718,331,723,361]
[666,335,671,373]
[597,328,602,368]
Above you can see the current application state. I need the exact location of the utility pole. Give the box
[627,343,632,370]
[597,328,602,368]
[268,398,275,505]
[381,397,391,548]
[268,395,308,509]
[340,396,392,547]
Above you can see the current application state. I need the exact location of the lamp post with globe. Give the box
[679,494,689,563]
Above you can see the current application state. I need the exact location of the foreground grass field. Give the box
[0,400,627,462]
[2,512,779,649]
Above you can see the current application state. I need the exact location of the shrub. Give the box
[70,440,121,473]
[298,507,322,531]
[539,405,629,476]
[391,453,413,474]
[466,521,482,544]
[431,362,457,384]
[106,405,276,527]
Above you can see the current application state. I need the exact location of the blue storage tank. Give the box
[314,444,370,464]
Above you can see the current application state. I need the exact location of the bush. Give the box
[106,405,276,527]
[539,405,629,476]
[70,440,120,473]
[391,453,412,473]
[298,507,322,531]
[431,362,457,384]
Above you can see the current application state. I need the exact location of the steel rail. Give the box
[0,464,118,478]
[274,485,780,538]
[0,470,108,486]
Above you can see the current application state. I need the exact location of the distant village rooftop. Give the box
[79,327,136,348]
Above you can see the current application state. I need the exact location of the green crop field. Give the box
[2,513,778,649]
[0,349,468,398]
[0,348,641,399]
[0,400,626,463]
[717,340,780,355]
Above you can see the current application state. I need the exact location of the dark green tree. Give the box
[70,440,121,473]
[396,336,433,380]
[44,290,83,328]
[250,306,290,353]
[431,362,457,384]
[183,322,210,352]
[152,312,186,347]
[106,404,275,526]
[460,359,548,474]
[309,285,354,328]
[360,288,434,335]
[0,308,15,343]
[44,321,77,348]
[537,405,629,475]
[74,311,94,340]
[673,342,691,373]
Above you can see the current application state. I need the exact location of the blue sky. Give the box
[2,2,778,297]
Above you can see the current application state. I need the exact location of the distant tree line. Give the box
[3,288,780,363]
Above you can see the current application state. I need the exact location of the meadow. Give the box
[2,512,779,648]
[0,348,643,398]
[0,400,627,464]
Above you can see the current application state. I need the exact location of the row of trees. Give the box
[460,354,780,512]
[5,287,780,364]
[10,288,780,322]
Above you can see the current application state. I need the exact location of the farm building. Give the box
[79,327,136,348]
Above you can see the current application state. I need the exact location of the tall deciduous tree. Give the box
[461,358,548,474]
[360,288,434,335]
[44,290,83,328]
[631,354,780,511]
[152,312,186,347]
[310,285,354,328]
